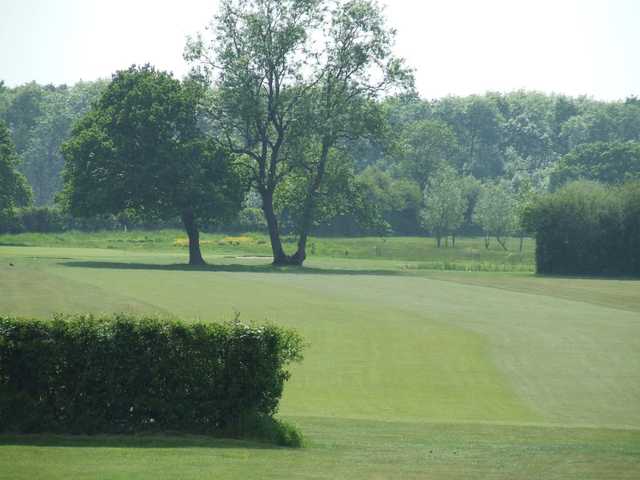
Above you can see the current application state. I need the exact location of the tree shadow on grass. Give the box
[0,433,281,450]
[59,260,401,277]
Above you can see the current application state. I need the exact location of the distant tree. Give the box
[2,82,44,154]
[550,141,640,189]
[397,119,459,189]
[433,95,504,178]
[21,81,108,205]
[61,65,244,265]
[0,120,31,224]
[512,176,536,252]
[459,174,482,234]
[357,166,422,235]
[473,181,517,250]
[421,166,468,247]
[185,0,411,265]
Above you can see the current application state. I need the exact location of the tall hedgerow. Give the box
[522,180,640,275]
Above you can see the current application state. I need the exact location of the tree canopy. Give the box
[0,120,31,223]
[61,65,244,264]
[550,141,640,189]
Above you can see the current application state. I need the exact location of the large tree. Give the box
[0,120,31,224]
[61,65,243,265]
[185,0,411,265]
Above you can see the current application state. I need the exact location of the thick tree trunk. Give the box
[287,141,332,266]
[290,232,308,266]
[181,209,206,266]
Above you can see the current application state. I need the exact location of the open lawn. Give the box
[0,235,638,479]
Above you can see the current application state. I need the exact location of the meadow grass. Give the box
[0,230,535,270]
[0,237,638,479]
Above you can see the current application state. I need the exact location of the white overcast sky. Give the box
[1,0,638,100]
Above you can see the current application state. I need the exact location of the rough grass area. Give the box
[0,240,638,479]
[0,230,535,271]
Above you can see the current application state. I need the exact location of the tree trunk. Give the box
[519,234,524,252]
[436,236,441,248]
[288,141,332,266]
[261,189,289,265]
[452,234,456,248]
[181,209,206,266]
[496,236,509,251]
[484,235,490,249]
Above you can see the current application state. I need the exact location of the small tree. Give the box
[473,181,518,250]
[0,120,31,226]
[420,166,468,247]
[61,65,244,265]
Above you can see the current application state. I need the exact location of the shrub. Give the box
[523,180,640,275]
[0,314,304,444]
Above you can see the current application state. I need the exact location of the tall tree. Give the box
[186,0,411,265]
[0,120,31,224]
[61,65,244,265]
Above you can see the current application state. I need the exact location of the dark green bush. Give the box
[0,314,303,444]
[523,180,640,275]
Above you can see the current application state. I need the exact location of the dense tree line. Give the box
[3,80,638,240]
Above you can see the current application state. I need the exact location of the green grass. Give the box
[0,230,535,270]
[0,235,638,479]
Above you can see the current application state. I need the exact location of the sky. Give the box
[1,0,638,101]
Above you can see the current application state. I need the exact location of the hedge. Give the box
[523,180,640,275]
[0,206,270,234]
[0,314,303,439]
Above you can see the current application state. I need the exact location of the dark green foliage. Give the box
[61,65,245,264]
[0,206,184,234]
[523,181,640,275]
[0,314,303,444]
[0,120,31,223]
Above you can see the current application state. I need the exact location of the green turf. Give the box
[0,239,638,479]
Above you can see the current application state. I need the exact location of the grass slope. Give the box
[0,241,639,479]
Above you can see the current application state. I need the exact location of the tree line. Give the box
[1,0,639,266]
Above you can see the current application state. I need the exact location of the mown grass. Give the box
[0,239,638,478]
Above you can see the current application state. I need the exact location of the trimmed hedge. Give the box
[523,180,640,275]
[0,314,303,439]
